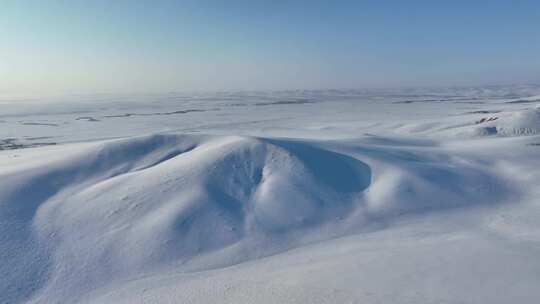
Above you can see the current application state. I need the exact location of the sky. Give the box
[1,0,540,95]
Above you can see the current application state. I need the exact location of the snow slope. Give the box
[1,86,540,303]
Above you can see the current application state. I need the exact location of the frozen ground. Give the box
[1,84,540,303]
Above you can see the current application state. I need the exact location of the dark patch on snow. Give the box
[0,138,57,150]
[253,99,314,106]
[476,116,499,124]
[478,126,498,136]
[393,97,488,104]
[19,122,59,127]
[76,116,100,122]
[104,108,208,118]
[24,136,55,141]
[465,110,501,114]
[506,99,540,104]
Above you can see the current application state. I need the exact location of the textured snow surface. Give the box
[1,85,540,303]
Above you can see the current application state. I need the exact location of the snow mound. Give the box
[1,134,372,302]
[464,105,540,137]
[0,134,512,303]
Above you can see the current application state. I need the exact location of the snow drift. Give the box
[1,134,371,302]
[0,132,517,303]
[465,105,540,137]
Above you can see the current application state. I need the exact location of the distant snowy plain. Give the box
[1,85,540,303]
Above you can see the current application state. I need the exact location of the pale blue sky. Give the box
[1,0,539,95]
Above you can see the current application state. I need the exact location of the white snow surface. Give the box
[1,85,540,303]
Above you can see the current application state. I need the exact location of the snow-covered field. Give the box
[1,85,540,303]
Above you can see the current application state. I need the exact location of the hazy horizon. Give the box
[2,0,540,95]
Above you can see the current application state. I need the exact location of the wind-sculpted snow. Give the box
[393,103,540,138]
[0,134,197,303]
[2,86,540,303]
[0,134,369,302]
[0,133,521,303]
[455,105,540,137]
[489,105,540,136]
